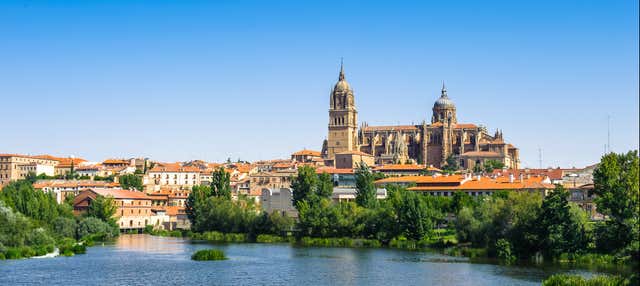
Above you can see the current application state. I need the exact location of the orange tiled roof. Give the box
[375,164,426,171]
[492,168,564,180]
[316,167,354,174]
[90,188,151,200]
[407,176,554,191]
[376,174,466,184]
[460,151,502,157]
[292,149,322,157]
[149,165,200,173]
[103,159,129,165]
[33,180,119,189]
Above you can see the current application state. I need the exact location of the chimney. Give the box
[477,175,481,181]
[519,174,524,182]
[509,174,515,183]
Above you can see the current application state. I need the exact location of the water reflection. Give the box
[0,235,610,286]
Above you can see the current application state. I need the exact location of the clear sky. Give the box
[1,0,638,167]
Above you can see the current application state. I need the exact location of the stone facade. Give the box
[321,64,520,170]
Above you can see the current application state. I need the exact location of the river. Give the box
[0,234,605,285]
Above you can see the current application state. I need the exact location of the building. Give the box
[102,159,131,169]
[376,174,554,197]
[249,169,297,198]
[260,188,297,217]
[334,151,375,169]
[0,154,59,185]
[73,188,153,230]
[291,149,323,163]
[374,164,429,177]
[320,63,520,170]
[146,164,200,190]
[33,179,121,203]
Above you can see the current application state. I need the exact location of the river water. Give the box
[0,234,604,285]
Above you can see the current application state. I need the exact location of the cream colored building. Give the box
[0,154,58,185]
[145,164,201,190]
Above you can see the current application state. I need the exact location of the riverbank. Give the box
[0,234,612,286]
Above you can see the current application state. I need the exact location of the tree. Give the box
[291,166,319,208]
[537,185,589,257]
[186,185,211,226]
[119,174,143,191]
[396,190,433,240]
[591,150,639,253]
[483,160,505,173]
[355,162,378,208]
[316,172,334,199]
[442,154,459,173]
[210,167,231,199]
[87,195,117,223]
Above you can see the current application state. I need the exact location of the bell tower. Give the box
[326,60,358,164]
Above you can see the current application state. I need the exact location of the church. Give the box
[321,62,521,170]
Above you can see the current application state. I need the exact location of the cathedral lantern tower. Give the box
[326,60,358,164]
[431,83,457,124]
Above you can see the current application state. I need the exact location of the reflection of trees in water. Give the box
[115,234,188,254]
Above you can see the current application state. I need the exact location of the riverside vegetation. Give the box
[185,151,639,284]
[0,174,119,259]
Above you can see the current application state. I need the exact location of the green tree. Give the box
[396,190,433,240]
[537,185,589,257]
[591,150,639,253]
[186,185,212,227]
[316,172,334,199]
[483,160,505,173]
[210,167,231,199]
[355,162,378,208]
[119,174,143,191]
[291,166,319,208]
[442,154,459,173]
[87,195,117,223]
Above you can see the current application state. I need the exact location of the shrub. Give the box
[542,274,631,286]
[52,217,77,239]
[191,249,226,261]
[496,239,516,262]
[77,217,118,240]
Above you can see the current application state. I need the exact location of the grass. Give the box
[191,249,227,261]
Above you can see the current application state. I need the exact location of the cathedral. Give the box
[321,62,521,170]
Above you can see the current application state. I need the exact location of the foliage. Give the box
[495,239,515,262]
[210,167,231,199]
[538,185,590,258]
[298,237,381,248]
[355,162,378,208]
[483,160,505,173]
[0,180,72,222]
[186,185,212,224]
[52,217,78,239]
[442,154,459,173]
[542,274,633,286]
[591,150,639,255]
[191,249,226,261]
[190,196,256,234]
[86,195,117,223]
[291,166,319,207]
[316,172,334,199]
[119,174,143,191]
[76,217,118,240]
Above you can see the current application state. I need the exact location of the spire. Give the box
[441,81,447,97]
[339,58,345,81]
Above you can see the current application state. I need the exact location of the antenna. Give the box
[538,147,543,169]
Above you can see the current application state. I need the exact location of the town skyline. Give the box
[1,1,638,168]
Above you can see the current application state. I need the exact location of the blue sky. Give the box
[1,0,638,167]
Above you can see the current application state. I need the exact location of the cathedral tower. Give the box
[432,83,457,124]
[326,60,358,164]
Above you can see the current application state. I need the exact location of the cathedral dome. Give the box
[433,83,455,109]
[334,79,351,92]
[434,95,455,108]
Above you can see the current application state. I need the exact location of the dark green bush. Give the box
[191,249,226,261]
[542,274,631,286]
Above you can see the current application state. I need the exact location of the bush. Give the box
[52,217,77,239]
[542,274,631,286]
[76,217,118,240]
[191,231,247,243]
[496,239,515,262]
[191,249,226,261]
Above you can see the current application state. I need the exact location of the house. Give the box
[73,188,153,231]
[260,188,297,217]
[33,179,121,203]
